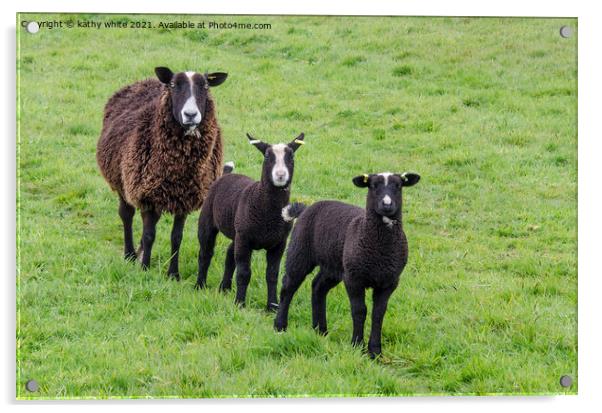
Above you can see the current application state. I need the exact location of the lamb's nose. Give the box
[276,171,286,178]
[184,110,198,119]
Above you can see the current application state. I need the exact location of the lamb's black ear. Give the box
[400,172,420,187]
[155,67,174,84]
[288,133,305,152]
[207,72,228,87]
[352,174,371,188]
[247,133,269,154]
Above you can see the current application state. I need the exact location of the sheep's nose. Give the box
[184,110,198,119]
[276,171,286,178]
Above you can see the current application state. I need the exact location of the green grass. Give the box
[17,14,577,398]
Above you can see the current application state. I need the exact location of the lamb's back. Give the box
[297,200,363,271]
[208,173,255,238]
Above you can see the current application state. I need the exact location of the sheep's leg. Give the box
[234,236,253,307]
[140,208,161,270]
[265,241,286,312]
[196,223,218,289]
[367,286,396,358]
[167,214,187,281]
[219,241,236,292]
[311,270,341,335]
[274,262,314,332]
[118,196,136,261]
[345,282,367,348]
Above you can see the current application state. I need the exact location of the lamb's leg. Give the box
[140,208,161,270]
[311,270,341,335]
[274,262,314,332]
[118,196,136,261]
[219,241,235,292]
[345,282,367,348]
[234,235,253,307]
[196,219,218,289]
[265,241,286,312]
[167,214,187,281]
[367,286,396,358]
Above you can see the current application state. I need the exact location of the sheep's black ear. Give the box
[155,67,174,84]
[247,133,269,154]
[352,174,371,188]
[207,72,228,87]
[400,172,420,187]
[288,133,305,152]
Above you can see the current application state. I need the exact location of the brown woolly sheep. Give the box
[96,67,228,279]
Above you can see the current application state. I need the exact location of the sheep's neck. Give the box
[251,178,289,216]
[363,211,403,241]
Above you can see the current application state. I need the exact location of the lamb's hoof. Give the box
[266,302,279,313]
[367,344,382,359]
[218,283,232,292]
[168,272,180,281]
[313,326,328,336]
[274,320,287,332]
[194,281,206,290]
[124,251,137,262]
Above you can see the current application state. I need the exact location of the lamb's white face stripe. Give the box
[383,195,392,205]
[379,172,393,186]
[271,143,289,187]
[181,71,201,126]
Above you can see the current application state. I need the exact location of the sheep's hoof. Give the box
[168,272,180,281]
[274,320,287,332]
[313,325,328,336]
[218,283,232,292]
[367,344,382,359]
[266,302,279,313]
[194,281,206,290]
[124,251,137,262]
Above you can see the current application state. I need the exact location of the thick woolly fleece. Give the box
[96,78,223,216]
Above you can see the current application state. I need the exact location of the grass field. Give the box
[17,14,577,398]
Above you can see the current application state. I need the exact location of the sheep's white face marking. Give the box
[180,72,202,128]
[379,172,393,186]
[271,144,290,187]
[383,195,392,205]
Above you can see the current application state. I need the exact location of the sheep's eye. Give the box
[169,82,175,88]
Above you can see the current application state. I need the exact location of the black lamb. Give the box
[196,133,306,310]
[274,172,420,358]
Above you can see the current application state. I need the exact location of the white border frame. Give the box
[3,1,600,412]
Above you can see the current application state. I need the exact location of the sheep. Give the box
[274,171,420,358]
[96,67,228,279]
[196,133,306,311]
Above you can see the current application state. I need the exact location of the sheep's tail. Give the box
[282,202,306,223]
[223,161,235,174]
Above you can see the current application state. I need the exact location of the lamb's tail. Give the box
[223,161,235,174]
[282,202,306,223]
